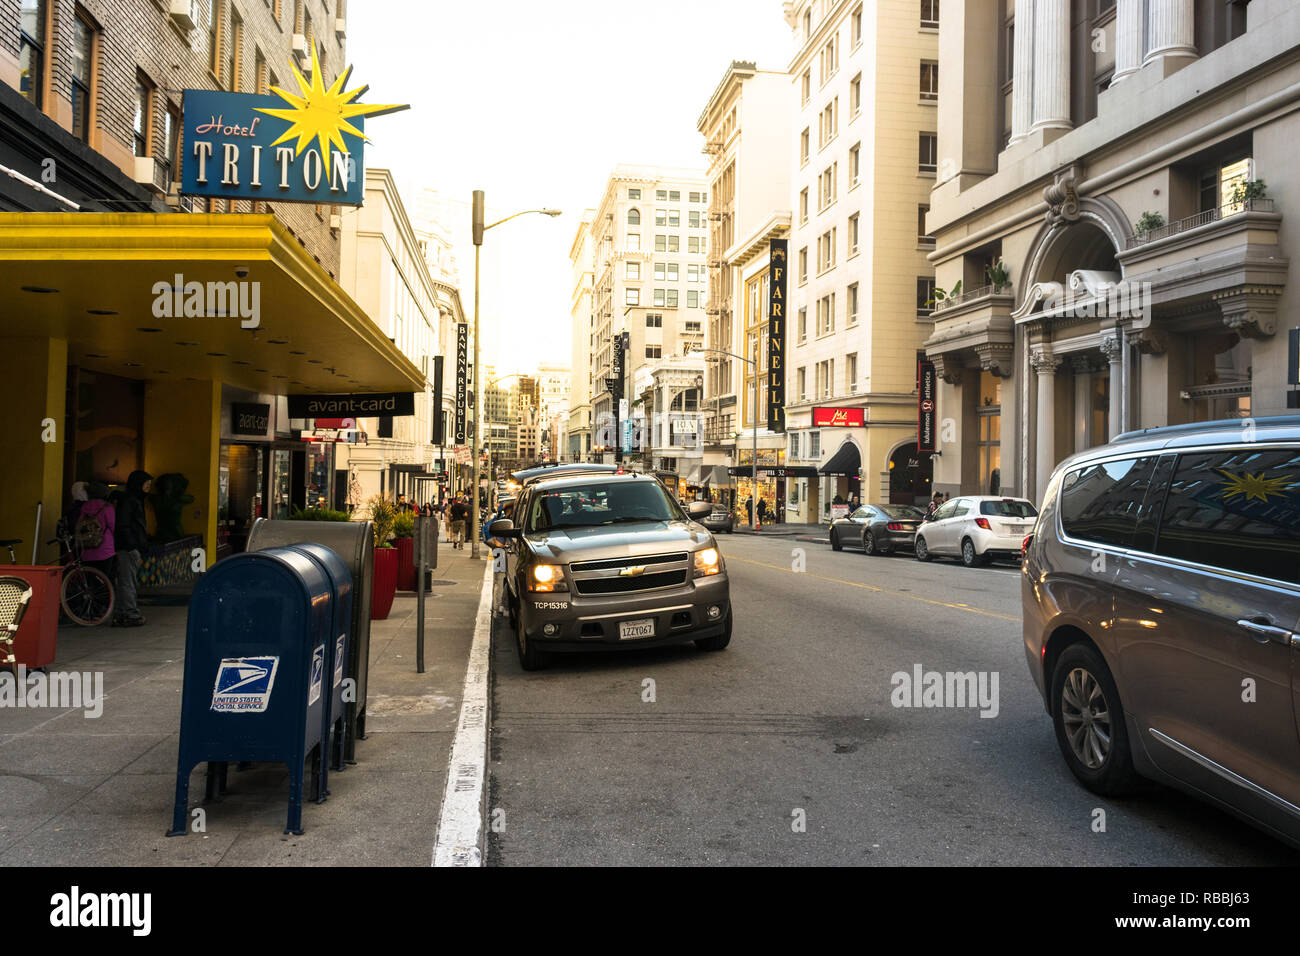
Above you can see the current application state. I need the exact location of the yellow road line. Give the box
[725,554,1021,623]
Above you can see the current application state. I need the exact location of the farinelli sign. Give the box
[287,392,415,418]
[918,360,938,452]
[455,323,468,444]
[180,49,407,206]
[767,239,787,432]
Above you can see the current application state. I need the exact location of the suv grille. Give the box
[575,570,688,595]
[568,552,692,595]
[569,552,687,572]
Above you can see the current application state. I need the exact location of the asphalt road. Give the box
[486,533,1299,865]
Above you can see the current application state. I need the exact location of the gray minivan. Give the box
[1023,415,1300,848]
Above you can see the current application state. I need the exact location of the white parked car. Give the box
[914,496,1038,567]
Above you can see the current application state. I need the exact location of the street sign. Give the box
[455,323,468,444]
[812,407,865,427]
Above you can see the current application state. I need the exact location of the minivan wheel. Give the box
[914,534,932,562]
[695,610,732,652]
[1050,644,1137,795]
[515,616,548,672]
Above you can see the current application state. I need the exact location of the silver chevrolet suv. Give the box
[493,470,731,670]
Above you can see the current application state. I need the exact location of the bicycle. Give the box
[49,521,116,627]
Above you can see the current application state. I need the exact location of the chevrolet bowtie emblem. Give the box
[619,566,646,577]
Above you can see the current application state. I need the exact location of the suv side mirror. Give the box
[492,518,519,538]
[687,501,712,519]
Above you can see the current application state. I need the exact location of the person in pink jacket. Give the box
[77,483,117,579]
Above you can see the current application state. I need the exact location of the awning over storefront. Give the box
[819,440,862,475]
[682,463,702,485]
[0,213,424,395]
[700,465,731,487]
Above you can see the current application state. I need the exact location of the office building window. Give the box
[626,288,640,306]
[818,229,837,273]
[646,346,662,359]
[847,282,859,325]
[19,0,47,108]
[791,429,801,458]
[628,208,641,225]
[850,74,862,116]
[846,353,858,393]
[798,307,807,343]
[626,261,640,280]
[818,98,838,147]
[819,37,838,85]
[921,0,939,28]
[849,142,861,187]
[627,233,641,250]
[689,210,701,228]
[668,210,680,227]
[70,11,96,143]
[654,289,666,307]
[133,73,153,157]
[668,235,679,252]
[801,68,811,104]
[655,235,667,252]
[801,128,810,164]
[851,4,863,47]
[809,430,821,458]
[688,236,701,253]
[667,289,679,307]
[646,313,662,328]
[917,277,936,315]
[919,132,937,173]
[669,190,680,202]
[689,191,701,202]
[667,263,679,281]
[654,261,666,281]
[230,8,244,90]
[819,163,837,209]
[163,103,181,181]
[655,208,666,226]
[918,205,934,244]
[688,290,699,308]
[817,293,836,335]
[209,0,223,78]
[799,248,808,284]
[628,188,641,199]
[800,188,809,224]
[920,60,938,101]
[848,213,859,255]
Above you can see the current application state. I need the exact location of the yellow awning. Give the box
[0,213,424,394]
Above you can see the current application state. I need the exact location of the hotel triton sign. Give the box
[181,48,408,206]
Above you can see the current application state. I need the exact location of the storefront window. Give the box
[273,448,293,518]
[305,444,332,509]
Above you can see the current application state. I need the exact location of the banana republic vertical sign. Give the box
[455,323,468,444]
[767,239,787,431]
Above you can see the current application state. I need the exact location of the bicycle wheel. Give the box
[61,565,115,627]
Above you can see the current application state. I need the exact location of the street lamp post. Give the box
[470,192,561,559]
[692,346,761,531]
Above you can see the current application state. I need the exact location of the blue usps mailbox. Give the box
[278,543,352,775]
[168,547,334,837]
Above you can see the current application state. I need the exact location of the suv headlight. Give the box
[529,563,568,592]
[694,547,721,576]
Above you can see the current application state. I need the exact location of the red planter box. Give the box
[370,547,398,620]
[395,536,415,591]
[0,565,61,668]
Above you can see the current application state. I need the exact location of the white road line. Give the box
[432,560,494,867]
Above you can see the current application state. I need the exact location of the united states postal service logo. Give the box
[211,657,279,713]
[308,646,324,706]
[333,634,345,688]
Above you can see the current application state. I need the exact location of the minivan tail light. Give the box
[1022,533,1034,558]
[974,517,991,530]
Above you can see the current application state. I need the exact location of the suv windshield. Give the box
[525,480,685,531]
[980,499,1038,518]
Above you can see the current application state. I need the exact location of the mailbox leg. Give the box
[286,762,305,835]
[204,762,219,802]
[167,763,194,837]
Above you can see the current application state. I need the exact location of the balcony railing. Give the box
[932,282,1014,314]
[1126,198,1275,249]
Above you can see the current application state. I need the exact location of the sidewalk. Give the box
[733,522,828,542]
[0,546,489,866]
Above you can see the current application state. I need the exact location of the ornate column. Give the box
[1010,0,1036,144]
[1145,0,1197,65]
[1111,0,1144,84]
[1100,335,1124,441]
[1030,0,1072,134]
[1032,349,1062,500]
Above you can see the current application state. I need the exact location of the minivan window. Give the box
[979,500,1038,518]
[1154,448,1300,583]
[1060,457,1158,548]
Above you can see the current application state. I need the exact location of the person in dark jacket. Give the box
[113,469,152,627]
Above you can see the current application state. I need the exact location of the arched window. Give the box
[627,208,641,225]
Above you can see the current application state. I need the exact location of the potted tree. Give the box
[366,496,399,620]
[392,509,416,591]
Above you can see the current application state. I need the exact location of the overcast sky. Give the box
[348,0,793,378]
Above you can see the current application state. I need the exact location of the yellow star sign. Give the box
[255,45,408,180]
[1218,469,1297,503]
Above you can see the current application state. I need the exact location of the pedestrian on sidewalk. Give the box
[745,495,754,526]
[757,498,769,524]
[77,482,117,586]
[113,469,152,627]
[448,495,469,550]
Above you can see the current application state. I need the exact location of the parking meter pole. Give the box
[416,513,426,674]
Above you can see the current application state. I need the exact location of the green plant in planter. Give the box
[985,258,1011,291]
[1229,179,1267,205]
[392,511,415,539]
[290,506,352,521]
[1134,211,1165,236]
[366,495,397,549]
[926,279,962,308]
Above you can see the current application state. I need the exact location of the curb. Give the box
[432,559,494,867]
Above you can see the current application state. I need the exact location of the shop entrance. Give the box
[888,443,934,506]
[218,442,301,558]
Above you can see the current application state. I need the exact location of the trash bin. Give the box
[278,543,352,774]
[246,519,373,763]
[168,547,335,837]
[0,565,60,668]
